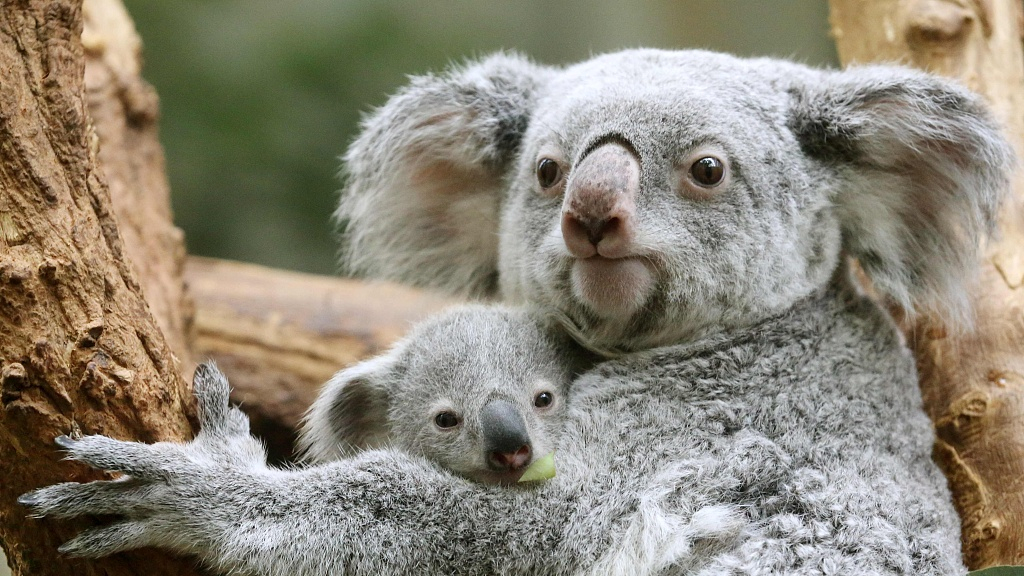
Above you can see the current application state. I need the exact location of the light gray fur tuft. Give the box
[297,353,396,461]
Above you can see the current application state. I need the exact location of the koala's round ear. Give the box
[297,354,398,463]
[338,52,553,298]
[788,66,1014,323]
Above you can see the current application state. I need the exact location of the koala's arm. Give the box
[20,365,581,576]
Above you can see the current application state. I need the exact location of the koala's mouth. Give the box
[569,256,655,320]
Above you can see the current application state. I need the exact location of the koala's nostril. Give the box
[562,213,597,257]
[600,217,622,243]
[489,445,532,471]
[561,210,631,259]
[579,216,621,246]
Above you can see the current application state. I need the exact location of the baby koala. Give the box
[299,304,592,484]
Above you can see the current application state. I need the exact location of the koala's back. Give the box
[553,287,961,574]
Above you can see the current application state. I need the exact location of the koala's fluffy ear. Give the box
[338,52,552,298]
[789,66,1014,323]
[297,354,397,463]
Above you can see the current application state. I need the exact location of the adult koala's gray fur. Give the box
[21,50,1013,575]
[298,304,587,484]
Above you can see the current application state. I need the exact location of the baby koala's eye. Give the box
[536,158,563,190]
[690,156,725,187]
[534,391,554,408]
[434,411,460,429]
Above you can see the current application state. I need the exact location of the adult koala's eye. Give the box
[434,411,460,429]
[534,391,554,408]
[690,156,725,187]
[536,158,563,189]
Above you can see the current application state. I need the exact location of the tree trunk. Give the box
[0,0,201,574]
[829,0,1024,569]
[81,0,194,366]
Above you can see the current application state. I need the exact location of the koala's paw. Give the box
[18,362,266,557]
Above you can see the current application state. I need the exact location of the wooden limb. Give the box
[0,0,201,574]
[829,0,1024,568]
[81,0,193,366]
[185,256,457,464]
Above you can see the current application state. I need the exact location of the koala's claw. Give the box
[59,521,152,558]
[19,477,147,518]
[54,435,78,449]
[16,491,41,507]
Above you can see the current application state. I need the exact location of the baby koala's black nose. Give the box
[480,399,532,471]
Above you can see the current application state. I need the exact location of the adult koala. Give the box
[22,50,1012,575]
[336,48,1012,568]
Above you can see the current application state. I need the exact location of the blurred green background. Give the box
[121,0,839,276]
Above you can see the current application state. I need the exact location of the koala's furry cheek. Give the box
[497,216,566,302]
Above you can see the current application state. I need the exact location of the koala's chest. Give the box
[591,349,922,473]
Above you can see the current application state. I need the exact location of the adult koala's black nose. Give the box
[481,399,532,470]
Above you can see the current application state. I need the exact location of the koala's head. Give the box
[299,305,588,484]
[339,50,1012,352]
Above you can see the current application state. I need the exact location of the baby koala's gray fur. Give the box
[299,304,589,484]
[21,49,1013,574]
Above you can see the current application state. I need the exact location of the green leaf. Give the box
[968,566,1024,576]
[518,452,556,483]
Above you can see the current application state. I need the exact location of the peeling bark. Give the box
[0,0,201,574]
[830,0,1024,568]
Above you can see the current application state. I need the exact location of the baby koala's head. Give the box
[299,305,591,484]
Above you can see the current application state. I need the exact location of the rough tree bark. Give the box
[81,0,194,365]
[829,0,1024,569]
[0,0,201,574]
